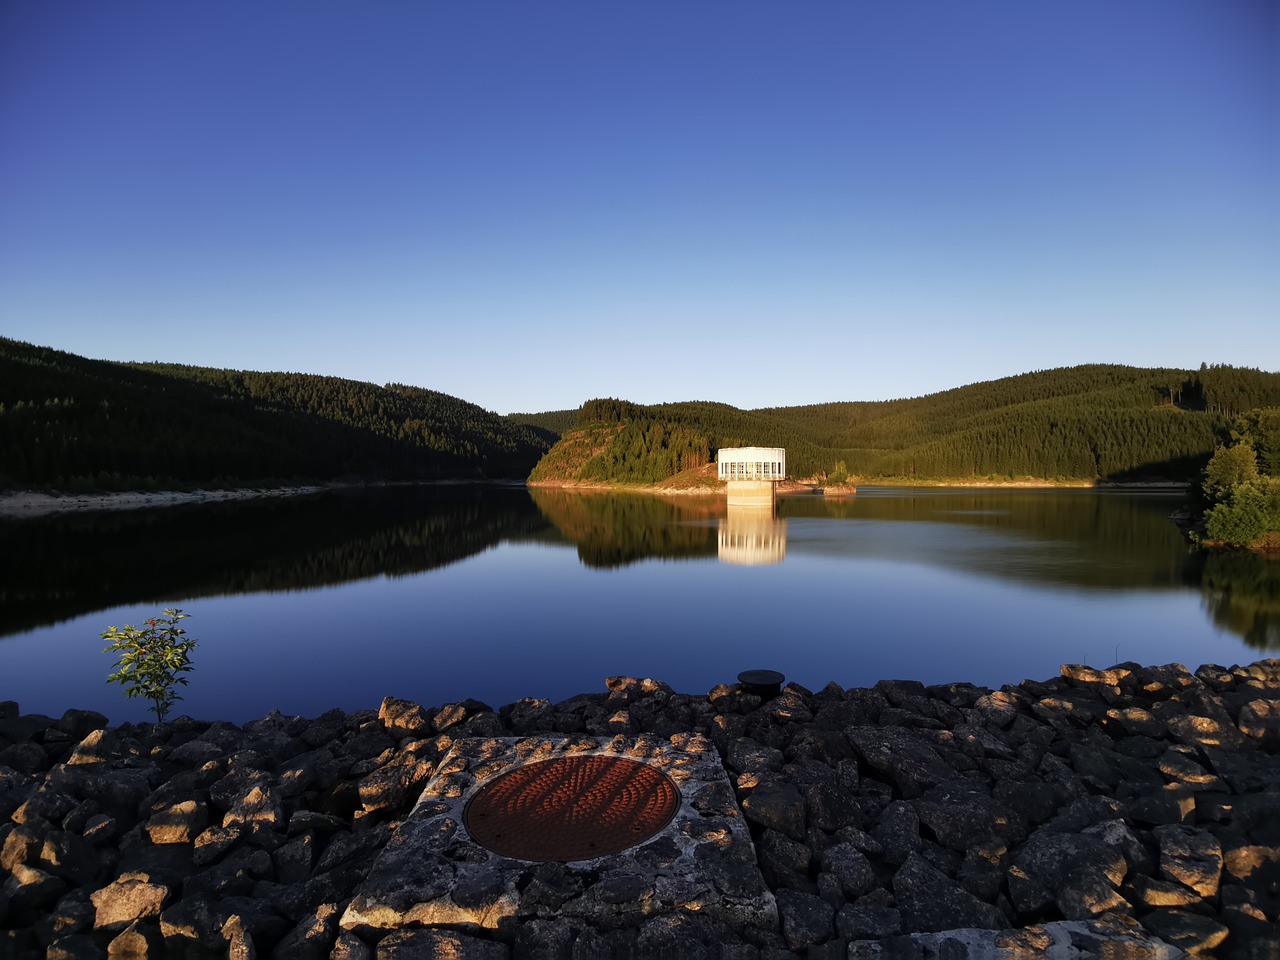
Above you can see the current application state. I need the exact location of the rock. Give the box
[271,901,339,960]
[913,782,1026,852]
[45,934,102,960]
[57,709,109,742]
[107,919,164,956]
[818,843,878,900]
[775,889,834,950]
[835,902,902,940]
[35,889,94,948]
[726,737,784,775]
[377,698,435,739]
[222,914,256,960]
[0,742,49,776]
[757,829,811,890]
[357,752,433,815]
[146,799,209,844]
[1,823,43,872]
[1006,830,1126,920]
[272,833,318,886]
[740,780,806,841]
[91,878,170,932]
[1140,908,1230,954]
[375,927,509,959]
[893,853,1007,932]
[846,726,958,797]
[871,801,921,866]
[37,830,99,886]
[212,772,285,832]
[1154,823,1223,899]
[332,931,374,960]
[2,862,67,918]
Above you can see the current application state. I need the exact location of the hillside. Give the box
[0,338,551,491]
[527,365,1280,486]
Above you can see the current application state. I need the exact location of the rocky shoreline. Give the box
[2,660,1277,959]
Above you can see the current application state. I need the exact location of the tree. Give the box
[102,609,197,722]
[1203,441,1259,503]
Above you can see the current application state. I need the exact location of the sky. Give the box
[1,1,1275,415]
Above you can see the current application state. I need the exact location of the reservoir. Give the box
[1,485,1272,723]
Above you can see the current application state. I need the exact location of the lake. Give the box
[1,485,1274,724]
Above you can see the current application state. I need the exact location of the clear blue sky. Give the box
[2,1,1275,414]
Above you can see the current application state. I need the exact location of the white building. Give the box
[717,447,786,481]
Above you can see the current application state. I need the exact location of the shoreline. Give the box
[2,658,1273,957]
[0,478,1193,519]
[0,479,527,520]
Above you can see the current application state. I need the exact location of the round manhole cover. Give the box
[463,755,681,862]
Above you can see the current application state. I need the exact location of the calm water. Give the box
[1,485,1274,724]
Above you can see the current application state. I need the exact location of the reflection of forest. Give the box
[780,489,1196,591]
[527,489,721,568]
[1196,551,1280,651]
[0,486,549,638]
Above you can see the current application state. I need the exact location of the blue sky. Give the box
[2,1,1275,414]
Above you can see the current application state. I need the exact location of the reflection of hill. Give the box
[1196,551,1280,651]
[527,489,720,568]
[780,489,1195,591]
[0,486,548,638]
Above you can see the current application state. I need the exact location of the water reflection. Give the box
[0,485,550,638]
[1196,550,1280,651]
[3,485,1276,653]
[525,489,719,568]
[718,500,787,565]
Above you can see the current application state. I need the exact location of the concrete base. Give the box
[340,733,776,939]
[726,479,775,506]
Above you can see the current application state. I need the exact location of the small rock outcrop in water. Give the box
[1,661,1277,958]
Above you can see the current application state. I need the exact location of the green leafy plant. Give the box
[102,608,197,722]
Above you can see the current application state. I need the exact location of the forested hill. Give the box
[526,365,1280,485]
[0,338,551,491]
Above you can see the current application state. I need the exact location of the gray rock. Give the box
[90,878,170,932]
[758,829,811,889]
[1140,908,1230,954]
[726,737,785,775]
[35,889,94,948]
[211,772,285,831]
[847,726,960,797]
[375,927,509,959]
[892,853,1007,932]
[775,888,834,950]
[818,843,878,900]
[332,931,374,960]
[272,901,340,960]
[106,919,164,957]
[741,779,806,841]
[914,782,1027,852]
[1155,823,1223,899]
[836,902,902,940]
[36,830,99,886]
[1007,829,1126,919]
[871,801,921,866]
[146,799,209,844]
[45,934,102,960]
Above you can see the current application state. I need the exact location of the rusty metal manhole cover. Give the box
[463,755,681,862]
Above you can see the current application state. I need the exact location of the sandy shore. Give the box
[0,486,327,520]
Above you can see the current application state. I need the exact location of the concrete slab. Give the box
[341,732,776,939]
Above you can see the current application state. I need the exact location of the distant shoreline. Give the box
[0,476,1191,519]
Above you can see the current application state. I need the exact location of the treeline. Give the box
[525,365,1280,485]
[0,338,551,491]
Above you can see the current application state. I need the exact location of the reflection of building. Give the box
[718,501,787,565]
[717,447,786,481]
